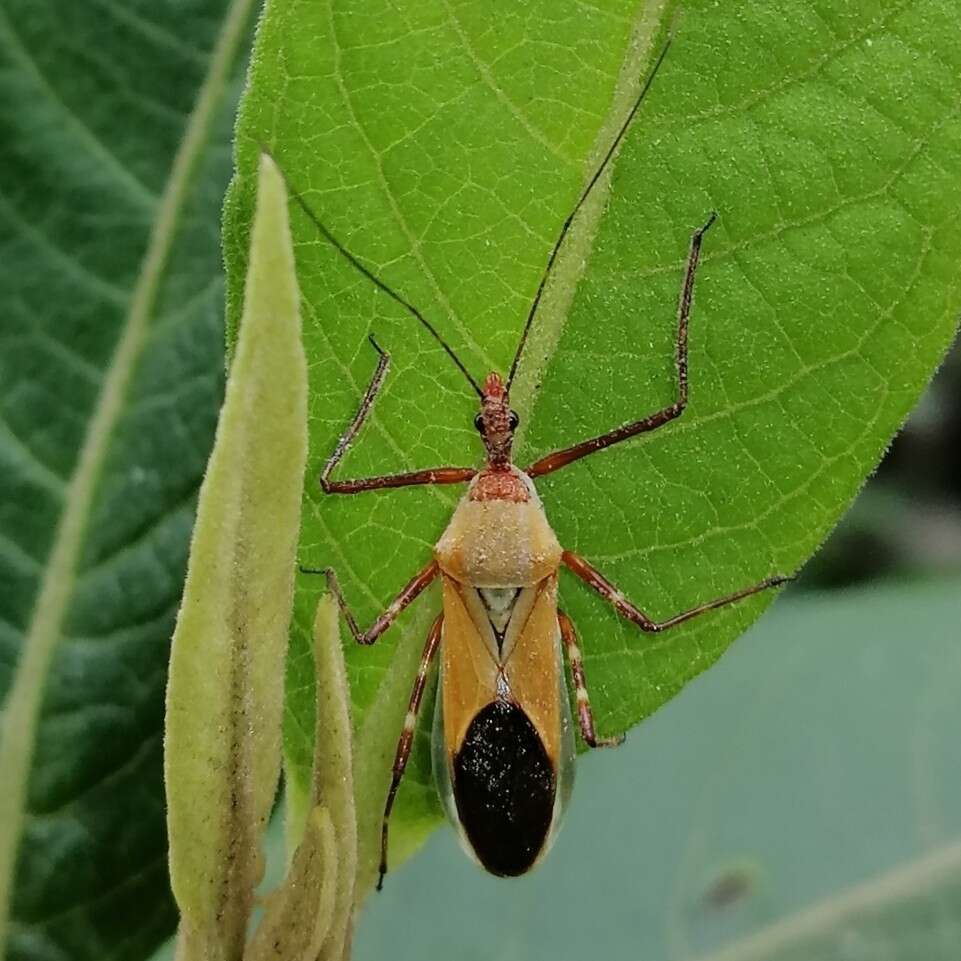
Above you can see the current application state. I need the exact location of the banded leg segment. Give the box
[378,613,444,890]
[321,335,475,494]
[558,610,624,749]
[562,550,790,633]
[527,213,716,479]
[306,561,438,645]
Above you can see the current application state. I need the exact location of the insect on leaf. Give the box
[222,0,961,892]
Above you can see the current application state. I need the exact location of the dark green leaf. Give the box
[0,2,257,958]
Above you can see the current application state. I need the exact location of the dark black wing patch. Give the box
[452,699,556,876]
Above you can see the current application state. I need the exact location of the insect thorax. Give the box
[434,469,562,588]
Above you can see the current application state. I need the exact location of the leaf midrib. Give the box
[511,0,671,453]
[0,0,257,948]
[348,0,672,896]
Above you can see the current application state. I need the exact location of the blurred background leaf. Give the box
[0,2,257,959]
[352,578,961,961]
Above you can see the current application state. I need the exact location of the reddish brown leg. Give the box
[562,550,790,633]
[377,613,444,890]
[321,335,475,494]
[300,561,439,645]
[527,213,716,479]
[558,609,624,749]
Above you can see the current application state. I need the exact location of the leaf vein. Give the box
[438,0,577,165]
[0,415,67,493]
[0,10,158,209]
[326,0,497,375]
[0,190,131,306]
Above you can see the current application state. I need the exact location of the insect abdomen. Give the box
[451,699,555,876]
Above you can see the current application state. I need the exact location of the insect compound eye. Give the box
[508,410,520,430]
[474,412,485,432]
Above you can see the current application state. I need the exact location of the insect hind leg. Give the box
[377,613,444,890]
[299,561,438,646]
[558,609,624,749]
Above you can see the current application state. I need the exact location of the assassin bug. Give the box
[294,40,790,887]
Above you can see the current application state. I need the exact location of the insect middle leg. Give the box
[322,335,475,494]
[558,609,624,749]
[377,612,443,890]
[526,213,716,479]
[562,550,790,633]
[302,560,439,645]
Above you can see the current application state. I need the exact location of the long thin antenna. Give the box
[280,170,484,399]
[505,38,674,392]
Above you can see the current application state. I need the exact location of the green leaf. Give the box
[165,153,307,961]
[0,3,257,959]
[223,0,961,894]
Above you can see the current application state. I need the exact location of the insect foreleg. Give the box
[305,561,439,645]
[562,550,790,633]
[377,613,443,890]
[321,335,475,494]
[558,609,624,749]
[527,214,716,479]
